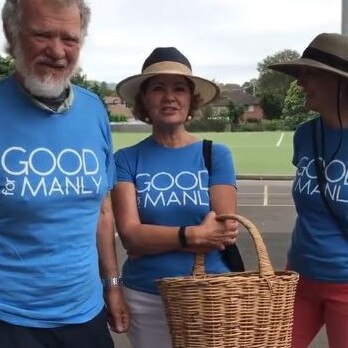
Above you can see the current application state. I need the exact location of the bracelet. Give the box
[101,276,123,288]
[178,226,188,248]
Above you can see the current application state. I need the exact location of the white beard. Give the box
[21,73,69,98]
[14,43,78,98]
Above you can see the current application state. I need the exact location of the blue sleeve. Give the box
[102,110,117,190]
[114,148,134,183]
[210,143,236,186]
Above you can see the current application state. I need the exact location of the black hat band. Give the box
[302,46,348,74]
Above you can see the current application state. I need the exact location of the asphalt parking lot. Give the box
[112,180,328,348]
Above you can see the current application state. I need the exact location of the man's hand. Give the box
[104,287,130,333]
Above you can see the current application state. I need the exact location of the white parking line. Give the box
[276,132,285,147]
[263,185,268,206]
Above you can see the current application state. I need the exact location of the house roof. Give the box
[213,88,260,107]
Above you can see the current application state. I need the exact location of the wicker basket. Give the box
[156,214,299,348]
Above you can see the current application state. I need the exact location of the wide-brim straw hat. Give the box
[269,33,348,79]
[116,47,220,106]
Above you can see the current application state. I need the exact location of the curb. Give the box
[237,175,294,181]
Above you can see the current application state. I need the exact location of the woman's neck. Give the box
[152,127,198,148]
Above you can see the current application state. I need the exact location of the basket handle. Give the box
[192,214,275,277]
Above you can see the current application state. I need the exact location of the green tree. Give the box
[0,55,15,79]
[256,49,300,120]
[202,105,214,120]
[71,68,90,89]
[257,49,300,98]
[99,81,113,96]
[226,100,243,130]
[260,91,283,119]
[282,80,306,116]
[281,80,315,129]
[88,80,114,98]
[242,78,257,95]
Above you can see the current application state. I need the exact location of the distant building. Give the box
[104,96,132,118]
[212,87,264,122]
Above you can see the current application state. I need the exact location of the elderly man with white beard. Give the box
[0,1,129,347]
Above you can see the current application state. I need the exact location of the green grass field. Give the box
[112,131,295,176]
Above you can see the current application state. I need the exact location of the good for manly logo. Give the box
[294,156,348,203]
[136,170,209,208]
[1,147,102,197]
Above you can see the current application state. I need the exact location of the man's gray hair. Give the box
[2,0,91,56]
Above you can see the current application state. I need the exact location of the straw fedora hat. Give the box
[116,47,220,106]
[269,33,348,79]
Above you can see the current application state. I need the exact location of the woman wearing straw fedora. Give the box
[112,47,240,348]
[269,33,348,348]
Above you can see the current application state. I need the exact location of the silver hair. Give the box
[2,0,91,56]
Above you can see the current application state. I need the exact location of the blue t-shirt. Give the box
[115,136,236,294]
[0,75,116,327]
[289,117,348,282]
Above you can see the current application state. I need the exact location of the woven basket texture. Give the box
[156,214,299,348]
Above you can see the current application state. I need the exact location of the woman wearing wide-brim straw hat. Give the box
[269,33,348,348]
[111,47,243,348]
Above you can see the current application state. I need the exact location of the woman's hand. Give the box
[186,211,238,252]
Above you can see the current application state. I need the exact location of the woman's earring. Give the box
[187,115,192,121]
[145,117,150,123]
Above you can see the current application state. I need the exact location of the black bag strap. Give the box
[311,120,348,236]
[201,139,245,272]
[202,139,213,175]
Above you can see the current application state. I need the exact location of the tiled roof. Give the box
[213,89,259,107]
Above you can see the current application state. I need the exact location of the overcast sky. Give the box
[0,0,341,85]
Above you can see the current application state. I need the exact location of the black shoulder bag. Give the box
[202,139,245,271]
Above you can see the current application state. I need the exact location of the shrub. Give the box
[281,113,317,130]
[109,114,127,122]
[262,119,285,131]
[185,118,226,132]
[238,122,264,132]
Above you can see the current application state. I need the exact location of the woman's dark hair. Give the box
[132,76,202,124]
